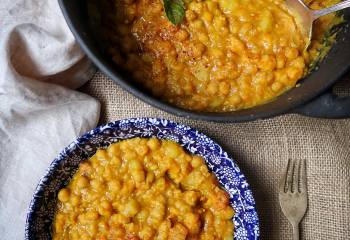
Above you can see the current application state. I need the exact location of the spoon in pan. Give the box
[285,0,350,49]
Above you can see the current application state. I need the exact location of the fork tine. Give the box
[279,159,291,193]
[300,159,307,192]
[279,159,290,193]
[293,159,301,193]
[286,159,294,192]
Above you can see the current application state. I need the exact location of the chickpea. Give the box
[90,179,105,192]
[110,226,125,238]
[290,56,306,69]
[176,29,189,41]
[193,42,207,58]
[213,15,227,29]
[85,211,99,220]
[79,162,92,176]
[279,37,289,47]
[228,94,242,106]
[129,158,143,170]
[121,180,135,195]
[58,188,70,202]
[100,200,112,211]
[154,177,166,191]
[122,199,140,217]
[139,226,154,240]
[207,82,219,95]
[124,149,137,161]
[54,219,64,233]
[111,156,122,167]
[191,156,203,168]
[103,167,114,181]
[186,10,197,21]
[258,55,276,71]
[210,48,224,58]
[95,149,108,161]
[188,2,203,13]
[86,223,98,236]
[197,32,210,45]
[276,55,286,69]
[169,223,188,240]
[183,190,199,206]
[107,144,120,157]
[219,207,235,219]
[70,194,80,206]
[285,47,299,60]
[125,223,137,234]
[167,163,181,182]
[98,205,112,217]
[175,200,191,213]
[80,233,92,240]
[132,168,145,183]
[228,36,245,53]
[70,231,80,240]
[76,175,89,189]
[148,204,165,225]
[191,19,205,30]
[164,142,182,158]
[183,212,201,234]
[202,11,213,23]
[219,82,231,96]
[108,179,121,192]
[136,209,149,222]
[147,138,160,150]
[239,22,253,39]
[271,81,283,92]
[286,67,303,80]
[274,70,289,84]
[110,213,130,225]
[98,220,109,232]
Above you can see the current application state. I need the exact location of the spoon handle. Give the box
[312,0,350,19]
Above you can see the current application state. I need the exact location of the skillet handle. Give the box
[292,91,350,118]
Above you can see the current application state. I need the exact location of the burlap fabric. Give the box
[80,72,350,240]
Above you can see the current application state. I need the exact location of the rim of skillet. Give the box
[58,0,350,122]
[25,118,260,239]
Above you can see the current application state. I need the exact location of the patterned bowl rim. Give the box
[25,117,260,239]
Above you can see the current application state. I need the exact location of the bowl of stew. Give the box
[25,118,259,239]
[59,0,350,121]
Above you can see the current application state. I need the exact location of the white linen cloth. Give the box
[0,0,101,239]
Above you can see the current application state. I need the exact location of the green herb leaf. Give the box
[163,0,185,25]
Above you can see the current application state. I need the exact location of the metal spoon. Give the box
[285,0,350,49]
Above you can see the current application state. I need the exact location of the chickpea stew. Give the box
[89,0,341,112]
[53,138,234,240]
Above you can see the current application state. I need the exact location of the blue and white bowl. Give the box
[25,118,260,240]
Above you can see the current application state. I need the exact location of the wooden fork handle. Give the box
[292,223,300,240]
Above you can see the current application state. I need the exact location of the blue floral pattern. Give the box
[25,118,260,240]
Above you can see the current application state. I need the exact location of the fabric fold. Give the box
[0,0,101,238]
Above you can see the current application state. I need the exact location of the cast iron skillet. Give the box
[59,0,350,122]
